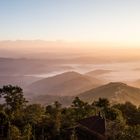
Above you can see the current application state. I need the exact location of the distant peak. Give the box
[61,71,81,75]
[107,82,127,86]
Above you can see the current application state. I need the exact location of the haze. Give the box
[0,1,140,60]
[0,40,140,61]
[0,1,140,90]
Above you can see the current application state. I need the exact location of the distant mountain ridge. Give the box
[28,82,140,106]
[28,71,102,96]
[0,75,40,88]
[85,69,113,76]
[79,82,140,106]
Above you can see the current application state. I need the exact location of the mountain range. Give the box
[79,82,140,106]
[27,71,140,106]
[85,69,113,77]
[0,65,139,106]
[27,71,102,96]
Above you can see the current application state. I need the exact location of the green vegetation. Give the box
[0,85,140,140]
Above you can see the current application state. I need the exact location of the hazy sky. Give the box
[0,0,140,46]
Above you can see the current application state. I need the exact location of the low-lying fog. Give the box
[1,59,140,88]
[27,61,140,82]
[0,41,140,88]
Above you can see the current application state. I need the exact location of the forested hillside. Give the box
[0,85,140,140]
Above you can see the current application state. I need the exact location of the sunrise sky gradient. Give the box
[0,0,140,48]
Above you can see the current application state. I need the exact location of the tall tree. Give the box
[0,85,28,119]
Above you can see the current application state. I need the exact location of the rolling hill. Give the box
[27,71,102,96]
[0,75,41,88]
[85,69,113,77]
[79,82,140,106]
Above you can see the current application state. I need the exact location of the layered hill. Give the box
[79,82,140,106]
[27,71,102,96]
[0,75,40,88]
[85,69,113,77]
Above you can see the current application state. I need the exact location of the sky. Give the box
[0,0,140,46]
